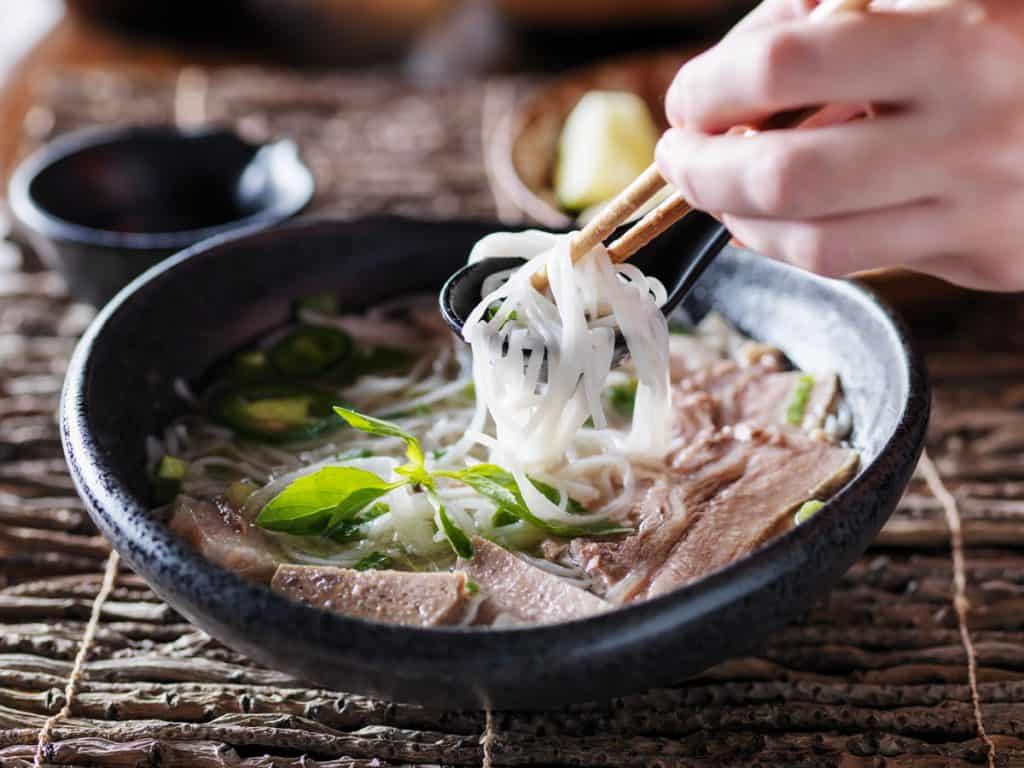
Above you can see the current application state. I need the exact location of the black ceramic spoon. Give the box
[439,209,731,363]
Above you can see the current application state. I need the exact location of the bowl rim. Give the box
[8,123,315,251]
[60,216,929,673]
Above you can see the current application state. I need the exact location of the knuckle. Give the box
[747,144,819,216]
[788,224,842,276]
[753,28,812,102]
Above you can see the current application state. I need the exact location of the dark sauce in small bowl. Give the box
[9,125,314,306]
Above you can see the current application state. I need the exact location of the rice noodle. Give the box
[463,231,672,472]
[443,227,676,535]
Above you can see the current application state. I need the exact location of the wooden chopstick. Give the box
[607,190,689,263]
[530,164,665,290]
[529,0,876,292]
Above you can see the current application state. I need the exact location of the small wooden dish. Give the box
[490,50,694,229]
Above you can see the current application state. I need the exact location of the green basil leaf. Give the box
[256,466,404,535]
[425,488,473,558]
[438,465,628,538]
[333,407,425,468]
[491,508,519,527]
[529,476,590,516]
[322,485,402,535]
[353,551,392,571]
[327,501,390,543]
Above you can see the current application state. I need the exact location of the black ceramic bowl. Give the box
[8,125,314,306]
[61,217,929,708]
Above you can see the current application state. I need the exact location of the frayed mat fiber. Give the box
[33,550,121,768]
[919,450,996,768]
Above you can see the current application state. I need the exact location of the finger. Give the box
[796,102,869,129]
[720,199,953,277]
[729,0,814,34]
[666,6,959,132]
[656,116,949,220]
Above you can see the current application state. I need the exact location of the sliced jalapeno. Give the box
[269,325,352,378]
[210,384,342,443]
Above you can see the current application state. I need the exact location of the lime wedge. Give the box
[554,91,659,213]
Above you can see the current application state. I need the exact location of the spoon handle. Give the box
[659,211,733,317]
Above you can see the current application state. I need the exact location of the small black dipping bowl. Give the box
[8,125,314,306]
[61,217,929,708]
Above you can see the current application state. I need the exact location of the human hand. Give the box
[656,0,1024,291]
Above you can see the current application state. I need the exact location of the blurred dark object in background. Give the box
[65,0,459,66]
[497,0,749,25]
[65,0,755,72]
[245,0,459,66]
[407,0,754,80]
[65,0,267,46]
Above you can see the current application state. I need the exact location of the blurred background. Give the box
[0,0,964,311]
[0,0,758,170]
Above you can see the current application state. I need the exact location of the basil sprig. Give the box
[256,407,627,558]
[435,465,629,539]
[256,466,405,537]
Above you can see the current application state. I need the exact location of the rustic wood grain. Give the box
[0,70,1021,767]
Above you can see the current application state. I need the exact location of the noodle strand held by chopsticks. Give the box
[463,231,672,473]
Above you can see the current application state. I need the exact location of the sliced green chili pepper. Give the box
[210,384,342,443]
[269,325,352,378]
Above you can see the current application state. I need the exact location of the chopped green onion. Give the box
[794,499,826,525]
[432,449,446,461]
[157,455,187,480]
[668,320,692,335]
[607,379,638,418]
[465,580,480,595]
[152,455,187,505]
[786,375,816,426]
[484,302,517,330]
